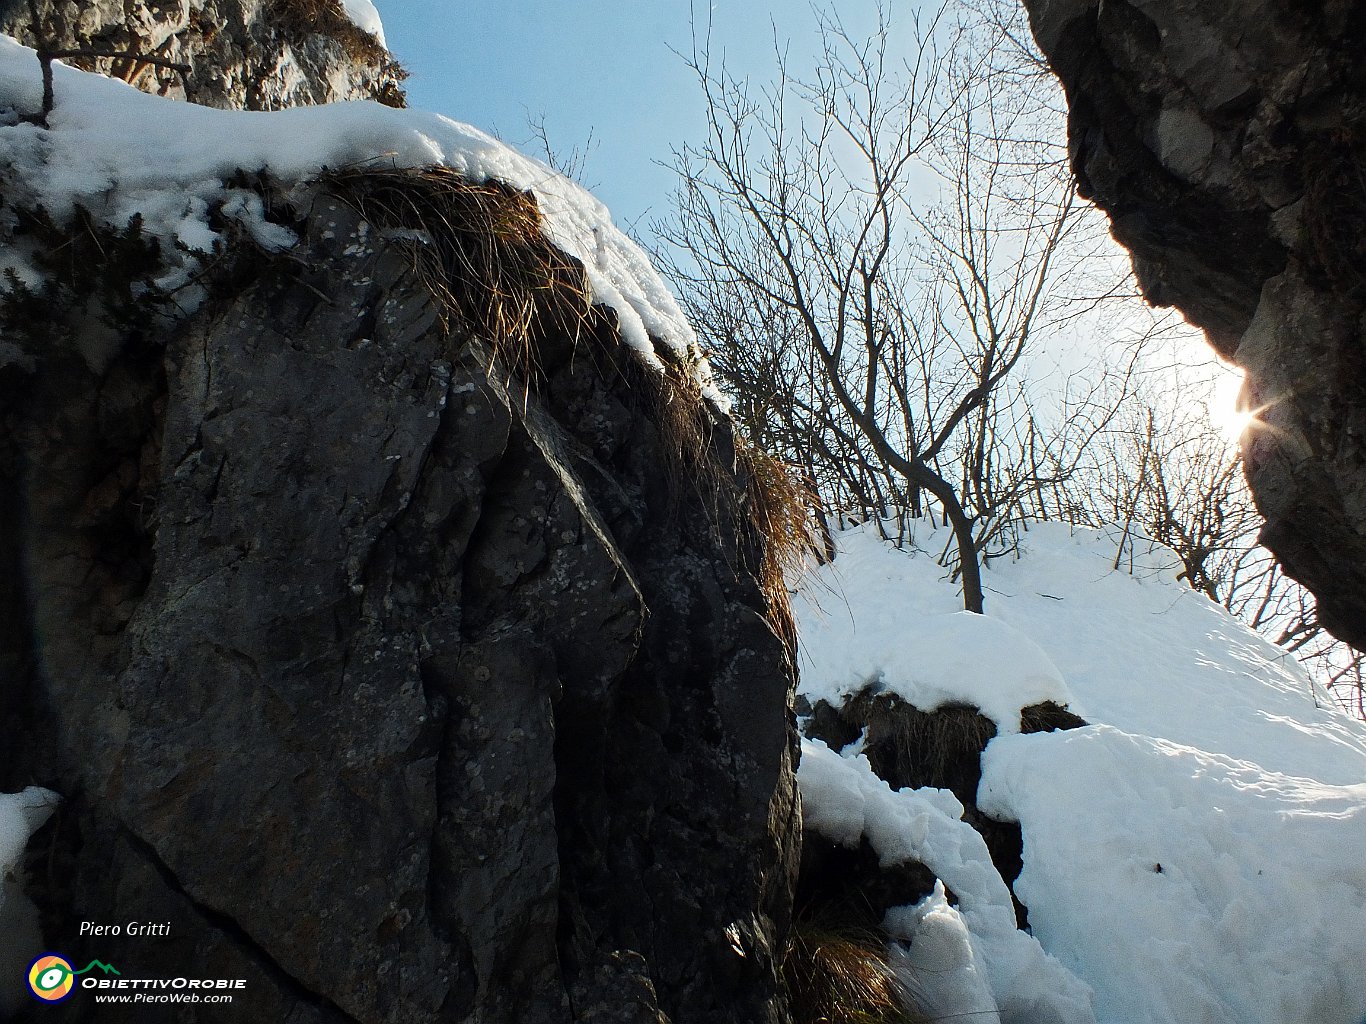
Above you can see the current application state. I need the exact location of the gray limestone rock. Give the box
[0,0,406,110]
[0,7,800,1020]
[1019,0,1366,648]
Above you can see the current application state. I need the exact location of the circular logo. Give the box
[28,954,75,1002]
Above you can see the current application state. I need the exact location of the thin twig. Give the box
[40,48,191,74]
[23,0,51,123]
[20,0,193,126]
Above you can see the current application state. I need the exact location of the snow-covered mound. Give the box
[795,521,1366,1024]
[340,0,386,46]
[0,35,698,376]
[796,526,1073,730]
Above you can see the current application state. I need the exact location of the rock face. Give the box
[0,6,799,1022]
[2,192,797,1024]
[1019,0,1366,647]
[1,192,799,1024]
[0,0,406,109]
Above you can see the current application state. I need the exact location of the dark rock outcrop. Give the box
[0,0,406,109]
[1,188,800,1023]
[1018,0,1366,647]
[0,6,800,1022]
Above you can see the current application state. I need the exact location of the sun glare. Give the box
[1210,367,1258,443]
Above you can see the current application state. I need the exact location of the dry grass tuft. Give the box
[1019,700,1086,734]
[736,439,820,652]
[613,362,814,650]
[882,702,996,794]
[783,920,926,1024]
[828,692,996,802]
[318,165,594,380]
[268,0,408,104]
[639,361,722,493]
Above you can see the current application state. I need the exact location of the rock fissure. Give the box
[117,825,364,1024]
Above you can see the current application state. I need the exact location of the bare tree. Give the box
[657,3,1116,613]
[658,0,1366,714]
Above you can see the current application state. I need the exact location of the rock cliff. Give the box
[0,5,798,1022]
[0,0,405,109]
[1019,0,1366,647]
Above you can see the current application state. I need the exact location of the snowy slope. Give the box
[794,521,1366,1024]
[0,35,701,379]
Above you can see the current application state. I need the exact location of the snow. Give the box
[0,788,59,1018]
[794,520,1366,1024]
[800,738,1097,1024]
[0,35,706,386]
[794,524,1074,731]
[339,0,386,46]
[981,524,1365,783]
[980,726,1366,1024]
[888,885,1000,1024]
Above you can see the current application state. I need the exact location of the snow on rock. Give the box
[0,35,703,380]
[794,522,1074,731]
[799,738,1098,1024]
[0,788,59,1018]
[339,0,386,46]
[796,520,1366,1024]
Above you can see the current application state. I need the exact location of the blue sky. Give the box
[380,1,827,236]
[375,3,1234,428]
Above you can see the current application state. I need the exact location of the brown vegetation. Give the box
[829,693,997,801]
[783,919,926,1024]
[736,440,820,652]
[319,165,593,380]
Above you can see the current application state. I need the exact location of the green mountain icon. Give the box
[75,960,121,977]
